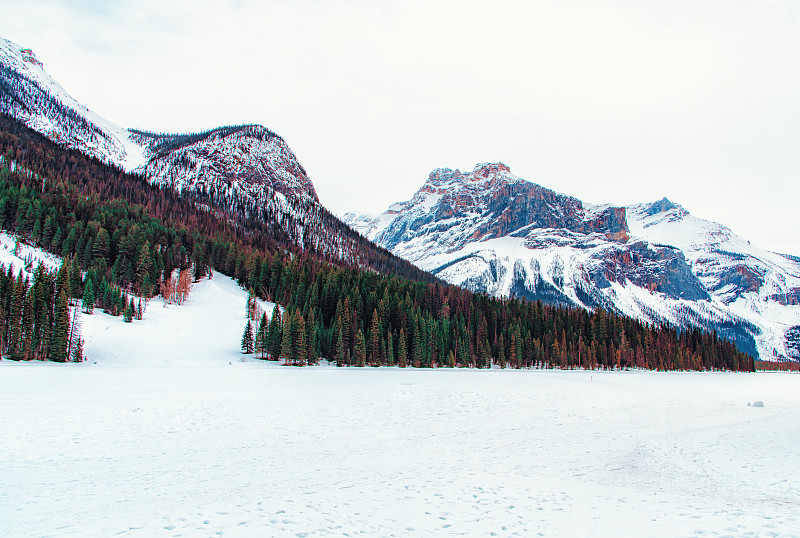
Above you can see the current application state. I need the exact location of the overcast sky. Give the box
[2,0,799,254]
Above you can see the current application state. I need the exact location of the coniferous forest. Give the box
[0,113,755,371]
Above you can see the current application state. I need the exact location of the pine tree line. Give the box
[236,254,754,371]
[0,258,83,362]
[129,124,281,158]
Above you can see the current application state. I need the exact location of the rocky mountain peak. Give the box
[424,162,516,189]
[473,162,511,177]
[642,197,686,217]
[349,162,630,256]
[426,167,461,186]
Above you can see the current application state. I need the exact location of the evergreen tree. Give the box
[68,256,82,299]
[369,309,380,366]
[48,289,69,362]
[82,279,95,313]
[354,328,366,367]
[306,309,318,364]
[385,330,394,365]
[412,317,423,368]
[266,307,282,359]
[7,273,26,359]
[193,242,207,281]
[255,312,268,359]
[71,337,83,362]
[398,328,407,368]
[280,313,293,364]
[136,241,152,293]
[21,289,34,360]
[241,319,254,354]
[123,298,135,323]
[335,323,346,365]
[292,309,307,365]
[67,307,82,361]
[93,227,109,262]
[56,258,71,302]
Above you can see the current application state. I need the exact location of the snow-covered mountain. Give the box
[344,163,800,361]
[0,36,404,268]
[0,35,316,210]
[126,125,346,257]
[0,37,310,207]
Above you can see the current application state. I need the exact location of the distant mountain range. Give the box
[344,163,800,360]
[2,35,798,361]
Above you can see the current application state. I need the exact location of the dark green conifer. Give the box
[241,319,254,354]
[398,328,407,368]
[280,313,293,364]
[266,307,282,359]
[123,298,134,323]
[354,328,366,367]
[82,279,95,313]
[48,289,69,362]
[255,312,268,359]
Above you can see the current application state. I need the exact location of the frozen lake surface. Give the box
[2,272,798,537]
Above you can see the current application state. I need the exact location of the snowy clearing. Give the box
[2,272,799,537]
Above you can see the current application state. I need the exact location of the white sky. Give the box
[2,0,799,255]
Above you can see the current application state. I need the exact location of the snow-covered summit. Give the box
[348,163,629,254]
[424,162,523,188]
[345,167,800,361]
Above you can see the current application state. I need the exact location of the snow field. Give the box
[1,272,799,537]
[0,231,61,278]
[80,270,274,368]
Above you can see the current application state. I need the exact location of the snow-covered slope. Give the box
[0,231,61,279]
[0,36,315,213]
[128,124,348,256]
[627,199,800,361]
[345,164,800,361]
[0,36,145,170]
[83,270,275,367]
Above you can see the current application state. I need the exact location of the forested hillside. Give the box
[0,114,754,371]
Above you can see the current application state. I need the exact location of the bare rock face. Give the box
[584,206,629,243]
[589,242,710,301]
[786,326,800,360]
[770,289,800,306]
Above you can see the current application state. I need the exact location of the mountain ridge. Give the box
[345,163,800,361]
